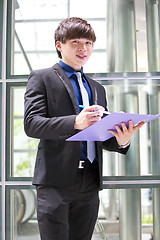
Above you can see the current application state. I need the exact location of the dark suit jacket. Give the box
[24,63,129,189]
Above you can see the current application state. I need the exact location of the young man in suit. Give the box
[24,17,144,240]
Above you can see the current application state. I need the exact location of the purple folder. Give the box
[66,112,160,141]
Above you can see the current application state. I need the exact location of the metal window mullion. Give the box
[1,0,8,240]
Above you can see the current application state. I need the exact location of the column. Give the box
[119,91,141,240]
[113,0,137,72]
[145,0,160,71]
[149,90,160,240]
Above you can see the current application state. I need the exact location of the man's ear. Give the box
[56,41,62,52]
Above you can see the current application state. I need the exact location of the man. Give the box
[24,17,144,240]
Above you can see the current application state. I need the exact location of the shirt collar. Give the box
[59,60,83,78]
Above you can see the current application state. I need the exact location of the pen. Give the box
[79,105,111,115]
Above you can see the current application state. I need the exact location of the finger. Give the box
[108,129,118,137]
[83,105,104,113]
[128,120,134,129]
[90,105,105,112]
[86,110,103,119]
[134,121,145,130]
[88,116,102,125]
[114,124,122,133]
[121,122,128,132]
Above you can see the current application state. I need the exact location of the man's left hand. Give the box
[108,120,145,147]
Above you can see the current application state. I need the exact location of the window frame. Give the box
[5,82,35,181]
[5,185,37,240]
[0,0,3,77]
[6,0,28,79]
[0,83,2,179]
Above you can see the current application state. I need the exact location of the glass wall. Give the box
[5,186,39,240]
[96,187,154,240]
[100,77,160,177]
[6,83,38,180]
[1,0,160,240]
[6,78,160,181]
[7,0,160,76]
[4,186,158,240]
[7,0,107,75]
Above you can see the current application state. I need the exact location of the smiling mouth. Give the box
[77,55,87,59]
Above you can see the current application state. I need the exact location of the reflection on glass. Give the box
[70,0,106,18]
[8,79,160,178]
[97,188,153,240]
[10,0,160,75]
[9,86,38,178]
[12,0,107,75]
[15,0,68,20]
[102,79,160,177]
[6,187,154,240]
[6,188,40,240]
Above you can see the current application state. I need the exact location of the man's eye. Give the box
[86,41,92,45]
[72,40,79,43]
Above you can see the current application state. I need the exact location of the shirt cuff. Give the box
[118,141,131,149]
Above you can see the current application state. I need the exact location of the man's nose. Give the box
[78,43,87,51]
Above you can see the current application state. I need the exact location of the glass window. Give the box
[6,186,40,240]
[100,77,160,177]
[7,0,160,76]
[7,0,68,76]
[6,78,160,179]
[7,0,108,76]
[15,0,68,20]
[6,83,39,179]
[70,0,107,18]
[97,188,154,240]
[3,0,160,240]
[6,186,157,240]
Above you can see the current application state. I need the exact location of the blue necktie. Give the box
[75,71,96,163]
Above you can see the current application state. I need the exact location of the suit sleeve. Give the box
[102,136,130,154]
[24,71,77,140]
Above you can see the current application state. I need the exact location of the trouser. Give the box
[36,160,100,240]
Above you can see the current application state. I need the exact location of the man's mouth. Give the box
[77,55,87,59]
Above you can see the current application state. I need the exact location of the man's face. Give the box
[56,38,94,71]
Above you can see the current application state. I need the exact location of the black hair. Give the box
[54,17,96,58]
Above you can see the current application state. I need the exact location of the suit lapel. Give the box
[53,64,79,114]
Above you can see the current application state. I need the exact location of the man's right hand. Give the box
[74,105,105,130]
